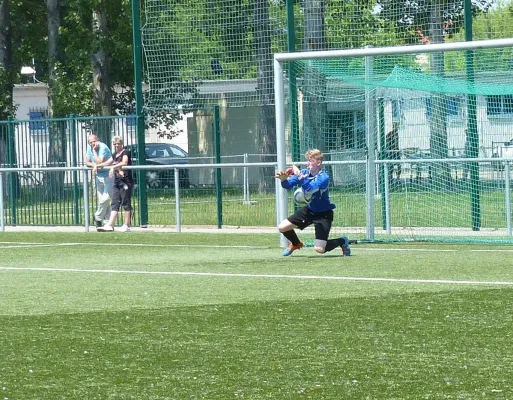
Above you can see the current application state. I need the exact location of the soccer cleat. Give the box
[120,225,131,233]
[341,236,351,256]
[282,241,304,257]
[95,219,103,228]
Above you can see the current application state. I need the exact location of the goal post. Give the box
[274,37,513,244]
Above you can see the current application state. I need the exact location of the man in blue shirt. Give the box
[275,149,351,257]
[85,134,113,231]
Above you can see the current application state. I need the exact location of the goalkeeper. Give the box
[274,149,351,257]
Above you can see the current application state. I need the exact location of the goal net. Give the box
[275,38,513,243]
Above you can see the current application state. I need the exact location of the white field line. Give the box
[1,266,513,286]
[0,242,269,249]
[1,241,513,253]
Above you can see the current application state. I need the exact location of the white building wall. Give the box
[13,84,49,121]
[12,83,189,156]
[386,96,513,158]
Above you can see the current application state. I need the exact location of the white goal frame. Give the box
[274,37,513,245]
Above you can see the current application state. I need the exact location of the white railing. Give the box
[0,162,278,232]
[1,158,513,239]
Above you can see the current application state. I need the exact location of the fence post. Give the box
[7,116,16,225]
[0,172,4,231]
[82,169,90,232]
[131,0,148,227]
[70,114,80,224]
[243,153,250,204]
[505,162,511,236]
[384,163,391,235]
[174,167,181,232]
[378,98,387,230]
[364,50,376,241]
[213,106,222,228]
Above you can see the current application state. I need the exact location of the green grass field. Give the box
[1,232,513,399]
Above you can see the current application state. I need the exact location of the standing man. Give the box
[275,148,351,257]
[85,134,113,231]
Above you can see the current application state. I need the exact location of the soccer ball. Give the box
[293,187,311,206]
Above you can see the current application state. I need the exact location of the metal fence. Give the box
[1,158,513,244]
[0,162,280,231]
[0,115,137,183]
[2,116,513,242]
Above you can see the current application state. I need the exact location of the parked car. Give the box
[126,143,190,189]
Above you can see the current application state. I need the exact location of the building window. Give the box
[425,96,463,119]
[446,97,458,116]
[486,95,513,116]
[126,114,136,128]
[28,108,48,134]
[392,99,401,121]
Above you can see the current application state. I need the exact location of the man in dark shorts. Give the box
[274,149,351,257]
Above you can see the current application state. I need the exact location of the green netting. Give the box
[141,0,513,110]
[140,0,513,243]
[306,64,513,96]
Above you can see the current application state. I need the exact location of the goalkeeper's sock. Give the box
[282,229,300,246]
[324,237,343,253]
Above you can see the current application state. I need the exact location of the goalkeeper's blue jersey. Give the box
[281,168,336,213]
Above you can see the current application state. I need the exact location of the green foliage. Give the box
[445,4,513,74]
[0,70,18,120]
[145,0,261,81]
[375,0,494,44]
[49,64,96,116]
[325,0,406,49]
[8,0,184,131]
[10,0,48,81]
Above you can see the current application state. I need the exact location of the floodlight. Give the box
[21,66,36,75]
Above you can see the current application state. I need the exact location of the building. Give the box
[11,83,190,170]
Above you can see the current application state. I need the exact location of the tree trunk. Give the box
[253,0,275,192]
[428,2,450,188]
[45,0,66,199]
[0,0,13,161]
[92,5,113,144]
[47,0,59,117]
[302,0,327,154]
[0,0,13,115]
[0,0,20,201]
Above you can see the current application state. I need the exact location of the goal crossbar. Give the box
[274,37,513,63]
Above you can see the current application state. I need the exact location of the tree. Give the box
[376,0,493,185]
[91,0,113,143]
[446,3,513,71]
[325,0,402,49]
[10,0,47,81]
[302,0,327,154]
[376,0,493,45]
[0,0,17,198]
[253,0,276,191]
[45,0,68,199]
[0,0,14,120]
[7,0,184,139]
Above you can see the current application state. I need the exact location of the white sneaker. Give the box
[99,225,114,232]
[120,225,131,232]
